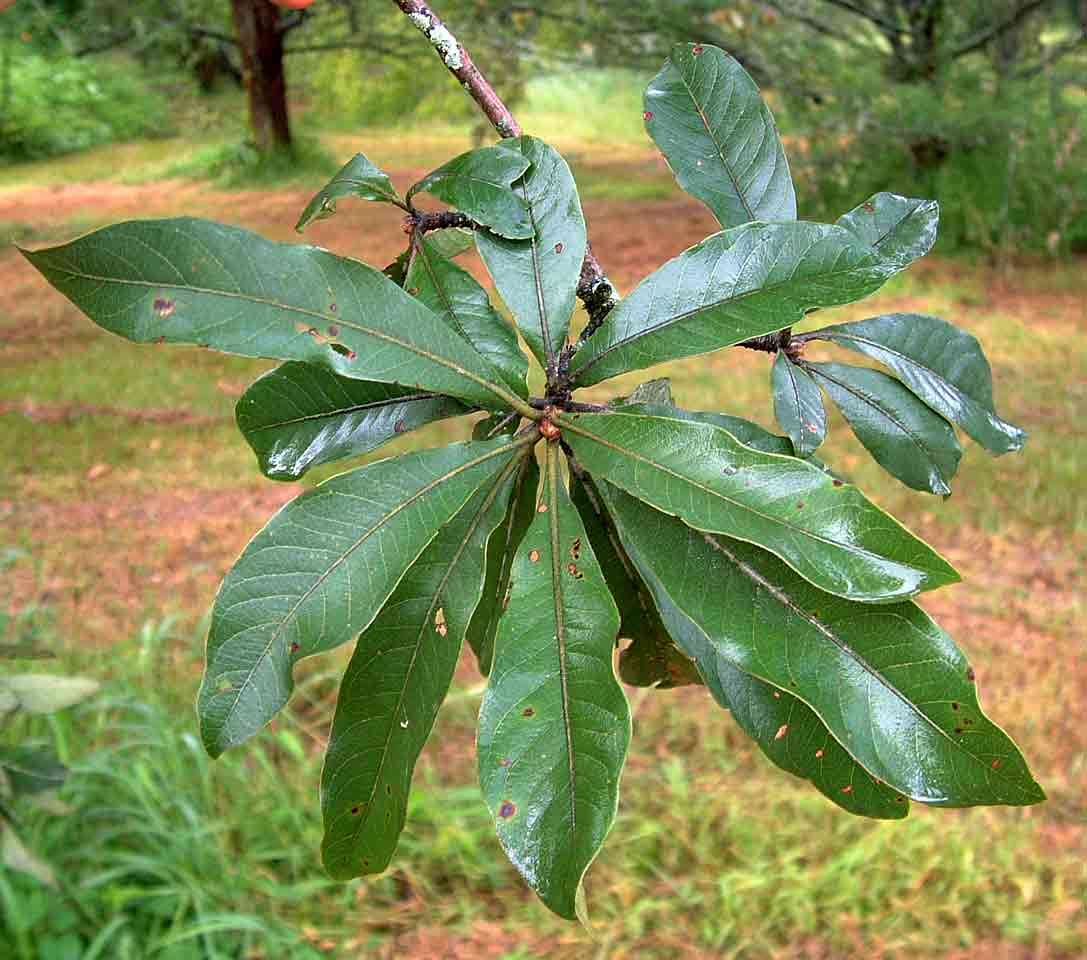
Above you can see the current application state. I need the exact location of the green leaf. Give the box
[320,451,528,879]
[645,42,796,228]
[476,136,587,368]
[599,482,906,818]
[296,152,402,231]
[591,483,1044,808]
[837,193,938,270]
[406,236,529,397]
[22,218,529,415]
[236,362,470,481]
[0,675,99,717]
[570,222,895,388]
[0,748,67,796]
[465,453,539,676]
[569,468,699,689]
[558,410,958,603]
[408,145,533,240]
[805,313,1026,454]
[772,353,827,458]
[619,401,797,457]
[198,434,530,756]
[806,362,962,495]
[477,445,630,921]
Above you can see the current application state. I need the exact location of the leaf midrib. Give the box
[560,414,913,587]
[335,451,528,853]
[545,445,578,834]
[807,364,951,485]
[573,235,877,383]
[694,528,1030,799]
[38,260,525,415]
[246,391,441,434]
[213,436,532,743]
[674,52,756,221]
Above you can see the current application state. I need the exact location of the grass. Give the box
[1,123,1085,957]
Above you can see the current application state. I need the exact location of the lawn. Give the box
[1,125,1084,958]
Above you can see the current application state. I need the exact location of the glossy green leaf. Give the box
[320,451,528,879]
[464,454,539,675]
[772,353,827,458]
[408,145,533,239]
[559,410,958,603]
[296,152,402,231]
[806,362,962,495]
[619,401,797,457]
[406,236,529,396]
[236,362,470,481]
[805,313,1026,454]
[477,445,630,921]
[837,193,938,271]
[645,42,796,228]
[600,483,906,818]
[570,468,699,689]
[0,748,67,797]
[198,434,530,756]
[570,222,894,388]
[22,218,529,415]
[0,675,99,717]
[594,483,1044,807]
[476,136,587,367]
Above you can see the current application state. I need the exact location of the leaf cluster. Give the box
[22,42,1042,921]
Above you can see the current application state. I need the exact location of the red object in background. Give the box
[269,0,316,8]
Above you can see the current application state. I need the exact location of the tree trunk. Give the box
[230,0,292,151]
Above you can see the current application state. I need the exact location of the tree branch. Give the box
[391,0,619,359]
[951,0,1052,58]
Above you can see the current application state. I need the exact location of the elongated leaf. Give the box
[0,675,99,717]
[465,454,539,675]
[476,136,587,367]
[595,483,1044,807]
[807,362,962,495]
[236,362,470,481]
[406,236,528,396]
[559,410,958,603]
[837,193,938,270]
[570,221,895,388]
[296,153,401,231]
[619,401,797,457]
[0,748,67,796]
[321,452,528,879]
[645,42,796,228]
[23,218,526,414]
[570,468,699,689]
[409,145,532,240]
[600,483,906,818]
[477,445,630,920]
[198,435,529,756]
[772,353,827,458]
[805,313,1025,454]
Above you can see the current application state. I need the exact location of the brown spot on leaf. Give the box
[570,537,582,561]
[863,201,876,213]
[327,324,340,337]
[394,417,407,434]
[966,667,976,682]
[841,784,854,794]
[329,303,338,313]
[554,242,564,254]
[407,287,419,296]
[643,110,653,122]
[815,749,824,759]
[499,801,516,819]
[566,562,583,580]
[152,297,175,318]
[774,724,789,741]
[521,707,535,718]
[290,642,300,653]
[692,44,704,54]
[796,501,805,510]
[330,342,355,359]
[952,702,960,711]
[991,759,1001,770]
[537,503,548,513]
[498,757,512,768]
[772,690,781,699]
[832,479,844,487]
[434,607,447,637]
[529,549,540,563]
[350,805,361,815]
